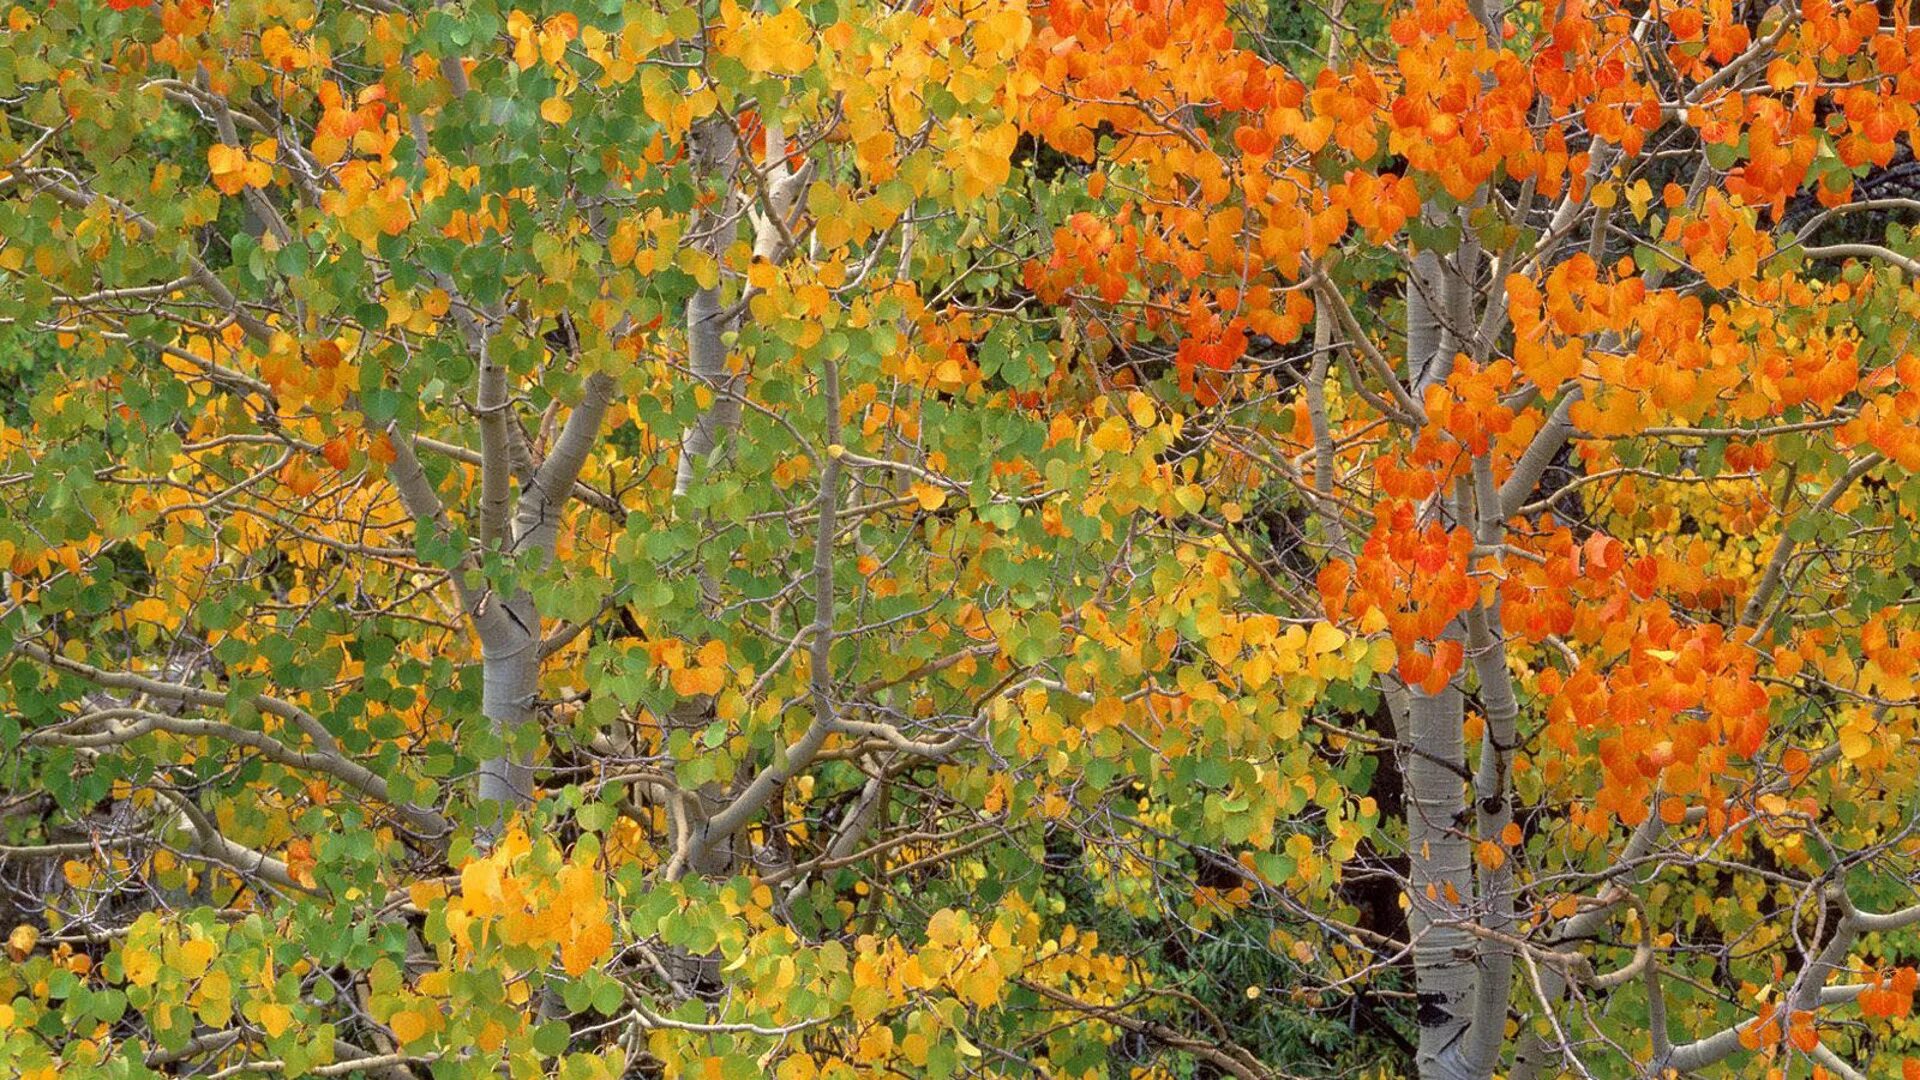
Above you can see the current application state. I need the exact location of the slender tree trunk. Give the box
[1406,246,1445,387]
[674,116,744,498]
[673,282,742,497]
[1460,603,1518,1078]
[1405,675,1480,1080]
[1404,204,1499,1080]
[475,599,540,811]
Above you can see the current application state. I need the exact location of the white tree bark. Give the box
[673,117,745,498]
[1404,675,1480,1080]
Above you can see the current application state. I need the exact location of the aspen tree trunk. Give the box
[474,611,541,810]
[472,380,616,813]
[663,109,809,880]
[1400,214,1474,1080]
[662,113,746,895]
[674,117,745,500]
[399,57,619,821]
[1404,678,1481,1080]
[640,111,830,1005]
[1399,203,1524,1080]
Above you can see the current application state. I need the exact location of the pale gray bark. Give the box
[1460,605,1517,1077]
[1399,197,1486,1080]
[26,707,447,838]
[474,335,514,552]
[470,377,618,813]
[783,775,885,906]
[673,281,741,496]
[1405,676,1479,1080]
[671,112,809,497]
[474,620,539,811]
[1305,309,1349,555]
[515,373,617,556]
[673,118,746,498]
[1406,246,1446,388]
[386,363,613,820]
[1259,39,1892,1071]
[1496,389,1582,518]
[168,791,311,894]
[1311,273,1427,423]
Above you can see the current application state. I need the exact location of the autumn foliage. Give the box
[5,0,1920,1077]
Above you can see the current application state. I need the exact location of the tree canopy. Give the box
[5,0,1920,1077]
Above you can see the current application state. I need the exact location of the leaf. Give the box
[257,1003,293,1039]
[177,936,215,977]
[910,482,948,511]
[390,1009,429,1046]
[1306,622,1347,655]
[1089,416,1133,455]
[736,7,816,74]
[1839,723,1875,761]
[6,925,37,961]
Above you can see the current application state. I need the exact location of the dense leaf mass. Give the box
[3,0,1920,1077]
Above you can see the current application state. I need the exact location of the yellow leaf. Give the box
[194,970,233,1025]
[390,1008,429,1045]
[6,924,36,961]
[901,1032,930,1066]
[910,482,947,511]
[1307,621,1347,655]
[677,248,719,290]
[1839,722,1874,761]
[123,946,160,988]
[927,908,967,947]
[953,121,1018,200]
[540,95,573,125]
[178,935,216,977]
[1368,636,1397,672]
[245,162,272,190]
[738,7,815,74]
[609,219,642,265]
[1126,391,1156,429]
[207,144,248,196]
[959,966,1002,1007]
[1625,179,1653,222]
[384,292,414,328]
[975,8,1031,57]
[1089,416,1132,455]
[257,1002,293,1039]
